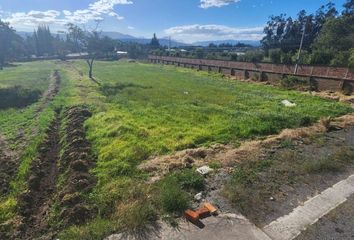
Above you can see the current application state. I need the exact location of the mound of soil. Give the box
[56,106,97,226]
[10,105,97,239]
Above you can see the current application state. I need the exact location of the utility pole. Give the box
[168,36,171,51]
[294,23,306,74]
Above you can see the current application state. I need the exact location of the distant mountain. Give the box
[193,40,261,47]
[102,32,136,39]
[120,37,190,47]
[16,30,259,47]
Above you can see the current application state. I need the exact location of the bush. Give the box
[330,51,350,67]
[280,76,307,89]
[160,177,189,213]
[310,50,333,65]
[349,49,354,72]
[241,51,264,63]
[281,52,293,64]
[230,53,238,61]
[269,49,282,64]
[171,169,205,191]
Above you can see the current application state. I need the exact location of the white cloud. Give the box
[4,10,65,27]
[127,26,135,30]
[165,24,264,43]
[200,0,240,9]
[2,0,133,30]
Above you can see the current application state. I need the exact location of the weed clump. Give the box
[160,177,190,213]
[303,147,354,173]
[170,168,205,192]
[281,76,307,89]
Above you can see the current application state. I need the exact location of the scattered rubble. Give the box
[196,166,213,175]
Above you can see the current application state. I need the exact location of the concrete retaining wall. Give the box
[148,55,354,94]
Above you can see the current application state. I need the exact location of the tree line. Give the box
[0,22,161,71]
[262,0,354,67]
[152,0,354,71]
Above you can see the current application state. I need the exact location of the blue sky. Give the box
[0,0,348,43]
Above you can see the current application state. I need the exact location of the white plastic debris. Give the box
[196,165,213,175]
[194,192,203,201]
[281,100,296,107]
[184,91,189,95]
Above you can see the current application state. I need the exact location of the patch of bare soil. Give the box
[36,70,61,113]
[16,110,61,239]
[56,106,97,227]
[233,126,354,226]
[10,106,96,239]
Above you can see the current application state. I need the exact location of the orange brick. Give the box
[184,209,199,222]
[203,202,217,214]
[195,206,210,218]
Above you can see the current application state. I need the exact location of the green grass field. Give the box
[0,60,352,239]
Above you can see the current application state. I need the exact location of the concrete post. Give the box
[218,67,222,73]
[244,70,249,80]
[231,68,235,76]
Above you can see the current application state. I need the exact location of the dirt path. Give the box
[36,70,61,113]
[17,111,61,239]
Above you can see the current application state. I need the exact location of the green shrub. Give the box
[349,49,354,72]
[281,52,293,64]
[330,51,350,67]
[230,54,238,61]
[269,49,282,64]
[241,51,264,63]
[280,76,307,89]
[171,169,205,191]
[160,177,189,213]
[310,50,333,65]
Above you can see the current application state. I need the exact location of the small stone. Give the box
[196,166,213,175]
[269,197,275,201]
[194,192,203,201]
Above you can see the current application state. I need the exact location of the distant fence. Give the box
[148,55,354,93]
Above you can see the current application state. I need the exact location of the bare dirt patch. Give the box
[10,106,97,239]
[36,70,61,113]
[222,124,354,227]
